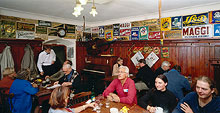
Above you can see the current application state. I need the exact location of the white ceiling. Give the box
[0,0,220,26]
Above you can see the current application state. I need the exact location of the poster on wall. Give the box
[104,25,113,30]
[120,23,131,36]
[65,24,75,33]
[146,52,159,68]
[161,47,169,58]
[0,20,16,38]
[99,26,104,37]
[36,26,47,34]
[183,12,209,26]
[113,24,120,36]
[171,16,182,30]
[182,24,212,38]
[52,22,64,28]
[148,31,160,40]
[164,30,182,39]
[17,22,35,31]
[48,28,57,36]
[149,25,160,32]
[38,20,51,27]
[16,30,35,39]
[131,51,144,66]
[64,33,76,39]
[143,19,159,26]
[35,34,48,40]
[105,29,113,41]
[209,10,220,24]
[214,24,220,37]
[67,47,74,58]
[131,27,139,40]
[161,17,171,31]
[153,47,160,55]
[139,26,149,40]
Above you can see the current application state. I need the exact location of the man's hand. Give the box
[54,81,59,85]
[32,83,38,88]
[62,82,72,86]
[107,95,113,101]
[45,76,49,80]
[51,61,55,64]
[112,94,120,102]
[180,102,193,113]
[40,72,44,76]
[147,105,156,113]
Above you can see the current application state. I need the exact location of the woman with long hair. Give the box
[49,86,96,113]
[138,74,177,113]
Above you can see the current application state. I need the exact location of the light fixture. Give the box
[79,0,88,5]
[72,0,98,17]
[90,0,98,17]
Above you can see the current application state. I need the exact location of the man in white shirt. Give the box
[37,46,56,77]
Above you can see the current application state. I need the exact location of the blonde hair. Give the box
[3,68,15,77]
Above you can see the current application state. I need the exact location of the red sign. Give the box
[120,29,131,36]
[148,31,160,40]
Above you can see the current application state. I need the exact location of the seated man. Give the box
[173,76,220,113]
[54,64,81,93]
[133,59,156,91]
[0,68,17,94]
[48,60,72,81]
[164,65,191,101]
[155,61,171,76]
[102,66,137,105]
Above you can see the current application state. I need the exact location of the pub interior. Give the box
[0,0,220,113]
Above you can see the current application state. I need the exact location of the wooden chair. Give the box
[68,91,91,107]
[0,88,14,113]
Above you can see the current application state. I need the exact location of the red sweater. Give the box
[0,76,14,94]
[103,78,137,104]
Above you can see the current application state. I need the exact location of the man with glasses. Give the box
[102,66,137,104]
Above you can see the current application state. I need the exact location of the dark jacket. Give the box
[134,65,156,88]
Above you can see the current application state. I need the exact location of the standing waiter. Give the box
[37,45,56,77]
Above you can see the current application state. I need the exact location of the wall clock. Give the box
[57,28,66,38]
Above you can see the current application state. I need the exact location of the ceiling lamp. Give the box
[90,0,98,17]
[79,0,88,5]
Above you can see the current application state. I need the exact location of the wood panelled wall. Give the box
[76,39,220,80]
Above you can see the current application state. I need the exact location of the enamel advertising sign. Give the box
[210,10,220,24]
[183,13,209,26]
[120,23,131,36]
[214,24,220,37]
[105,29,113,41]
[131,27,139,40]
[148,31,160,40]
[171,16,182,30]
[161,17,171,31]
[139,26,149,40]
[164,30,182,39]
[182,24,212,38]
[99,26,104,37]
[113,24,120,36]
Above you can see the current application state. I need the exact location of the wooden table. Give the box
[71,98,148,113]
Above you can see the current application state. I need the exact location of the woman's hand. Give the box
[87,103,97,108]
[180,102,193,113]
[147,105,156,113]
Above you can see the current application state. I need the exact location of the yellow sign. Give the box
[161,17,171,31]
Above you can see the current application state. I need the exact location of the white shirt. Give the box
[37,49,56,72]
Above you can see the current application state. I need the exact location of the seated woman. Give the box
[112,57,123,76]
[103,66,137,104]
[49,86,96,113]
[0,68,16,94]
[138,74,177,113]
[9,69,39,113]
[173,76,220,113]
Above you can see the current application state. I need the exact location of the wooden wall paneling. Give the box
[209,46,215,79]
[199,47,205,76]
[195,47,200,78]
[182,44,188,76]
[204,47,210,77]
[187,46,192,76]
[191,46,196,78]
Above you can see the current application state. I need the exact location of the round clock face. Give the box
[57,28,66,37]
